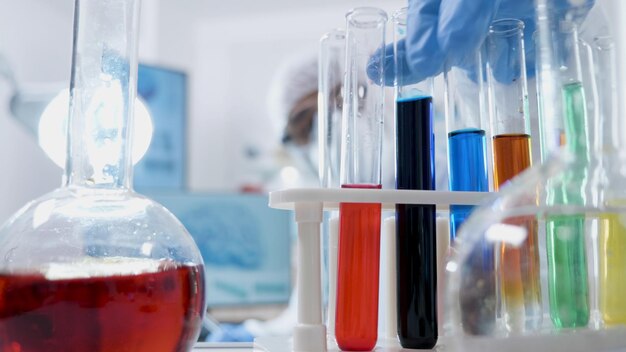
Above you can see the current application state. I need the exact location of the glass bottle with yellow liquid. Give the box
[593,36,626,327]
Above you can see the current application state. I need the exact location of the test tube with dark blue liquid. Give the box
[444,57,490,241]
[393,8,437,349]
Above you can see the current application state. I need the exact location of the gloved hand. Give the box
[371,0,595,86]
[205,323,255,343]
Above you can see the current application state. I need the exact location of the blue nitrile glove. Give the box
[372,0,595,86]
[205,323,255,343]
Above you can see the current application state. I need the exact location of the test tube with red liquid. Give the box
[335,7,387,351]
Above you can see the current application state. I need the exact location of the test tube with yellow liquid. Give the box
[593,36,626,327]
[599,209,626,325]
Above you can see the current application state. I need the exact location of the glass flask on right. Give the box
[444,0,626,350]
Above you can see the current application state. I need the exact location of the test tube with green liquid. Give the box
[544,21,589,329]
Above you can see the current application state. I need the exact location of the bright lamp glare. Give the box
[38,88,153,168]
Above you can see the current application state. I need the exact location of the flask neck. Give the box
[65,0,141,190]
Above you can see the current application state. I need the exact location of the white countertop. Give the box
[193,342,253,351]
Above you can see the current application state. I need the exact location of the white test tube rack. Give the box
[262,188,490,352]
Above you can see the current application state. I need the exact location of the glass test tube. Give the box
[393,8,437,349]
[444,55,490,241]
[319,28,346,189]
[485,19,542,332]
[318,28,345,337]
[444,51,496,336]
[335,7,386,351]
[595,37,626,327]
[544,21,590,329]
[535,33,565,158]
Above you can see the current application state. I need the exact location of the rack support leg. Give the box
[293,202,326,352]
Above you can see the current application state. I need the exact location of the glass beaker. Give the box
[445,1,626,350]
[445,160,626,350]
[0,1,206,351]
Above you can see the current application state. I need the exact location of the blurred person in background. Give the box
[205,44,449,341]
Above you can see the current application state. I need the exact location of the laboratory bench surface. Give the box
[193,342,253,351]
[193,338,445,351]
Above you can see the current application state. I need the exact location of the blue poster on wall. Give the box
[134,64,186,190]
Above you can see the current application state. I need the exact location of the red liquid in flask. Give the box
[335,184,381,351]
[0,259,205,352]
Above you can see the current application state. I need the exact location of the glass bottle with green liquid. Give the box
[539,20,590,329]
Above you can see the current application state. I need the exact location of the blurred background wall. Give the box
[0,0,403,222]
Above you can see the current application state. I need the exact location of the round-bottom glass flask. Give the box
[0,1,205,351]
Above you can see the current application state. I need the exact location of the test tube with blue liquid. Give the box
[444,55,490,241]
[444,51,496,336]
[335,7,386,351]
[393,8,437,349]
